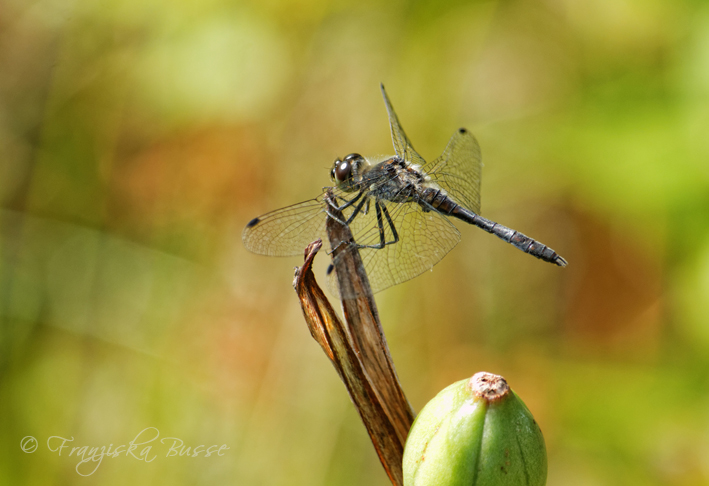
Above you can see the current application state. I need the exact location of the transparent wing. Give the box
[242,198,328,256]
[328,197,461,297]
[423,128,482,215]
[380,84,427,168]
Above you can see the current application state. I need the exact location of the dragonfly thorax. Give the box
[355,157,425,204]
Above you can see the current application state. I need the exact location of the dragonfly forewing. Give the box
[242,198,327,257]
[380,84,427,168]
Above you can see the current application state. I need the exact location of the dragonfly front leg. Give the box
[327,194,371,254]
[326,191,364,225]
[333,190,364,211]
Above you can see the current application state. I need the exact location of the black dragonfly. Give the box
[243,85,566,295]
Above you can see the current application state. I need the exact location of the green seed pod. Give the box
[403,372,547,486]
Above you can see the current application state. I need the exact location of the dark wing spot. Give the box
[326,264,334,275]
[458,128,467,134]
[246,217,260,228]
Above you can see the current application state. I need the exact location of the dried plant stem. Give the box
[293,191,415,486]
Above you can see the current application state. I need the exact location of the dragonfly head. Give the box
[330,153,366,192]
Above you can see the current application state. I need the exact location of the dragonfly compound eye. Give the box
[334,159,353,183]
[330,158,342,182]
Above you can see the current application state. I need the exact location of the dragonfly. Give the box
[243,84,566,295]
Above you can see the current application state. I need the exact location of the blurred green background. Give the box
[1,0,708,484]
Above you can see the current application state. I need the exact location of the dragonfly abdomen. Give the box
[450,205,567,267]
[418,187,457,214]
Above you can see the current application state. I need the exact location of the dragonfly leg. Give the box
[345,195,370,225]
[332,191,363,211]
[357,202,386,249]
[325,195,370,254]
[326,190,367,225]
[356,201,399,249]
[325,209,347,226]
[325,191,360,224]
[380,203,399,244]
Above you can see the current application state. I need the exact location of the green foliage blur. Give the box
[1,0,708,485]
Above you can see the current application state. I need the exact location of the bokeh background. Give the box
[1,0,708,484]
